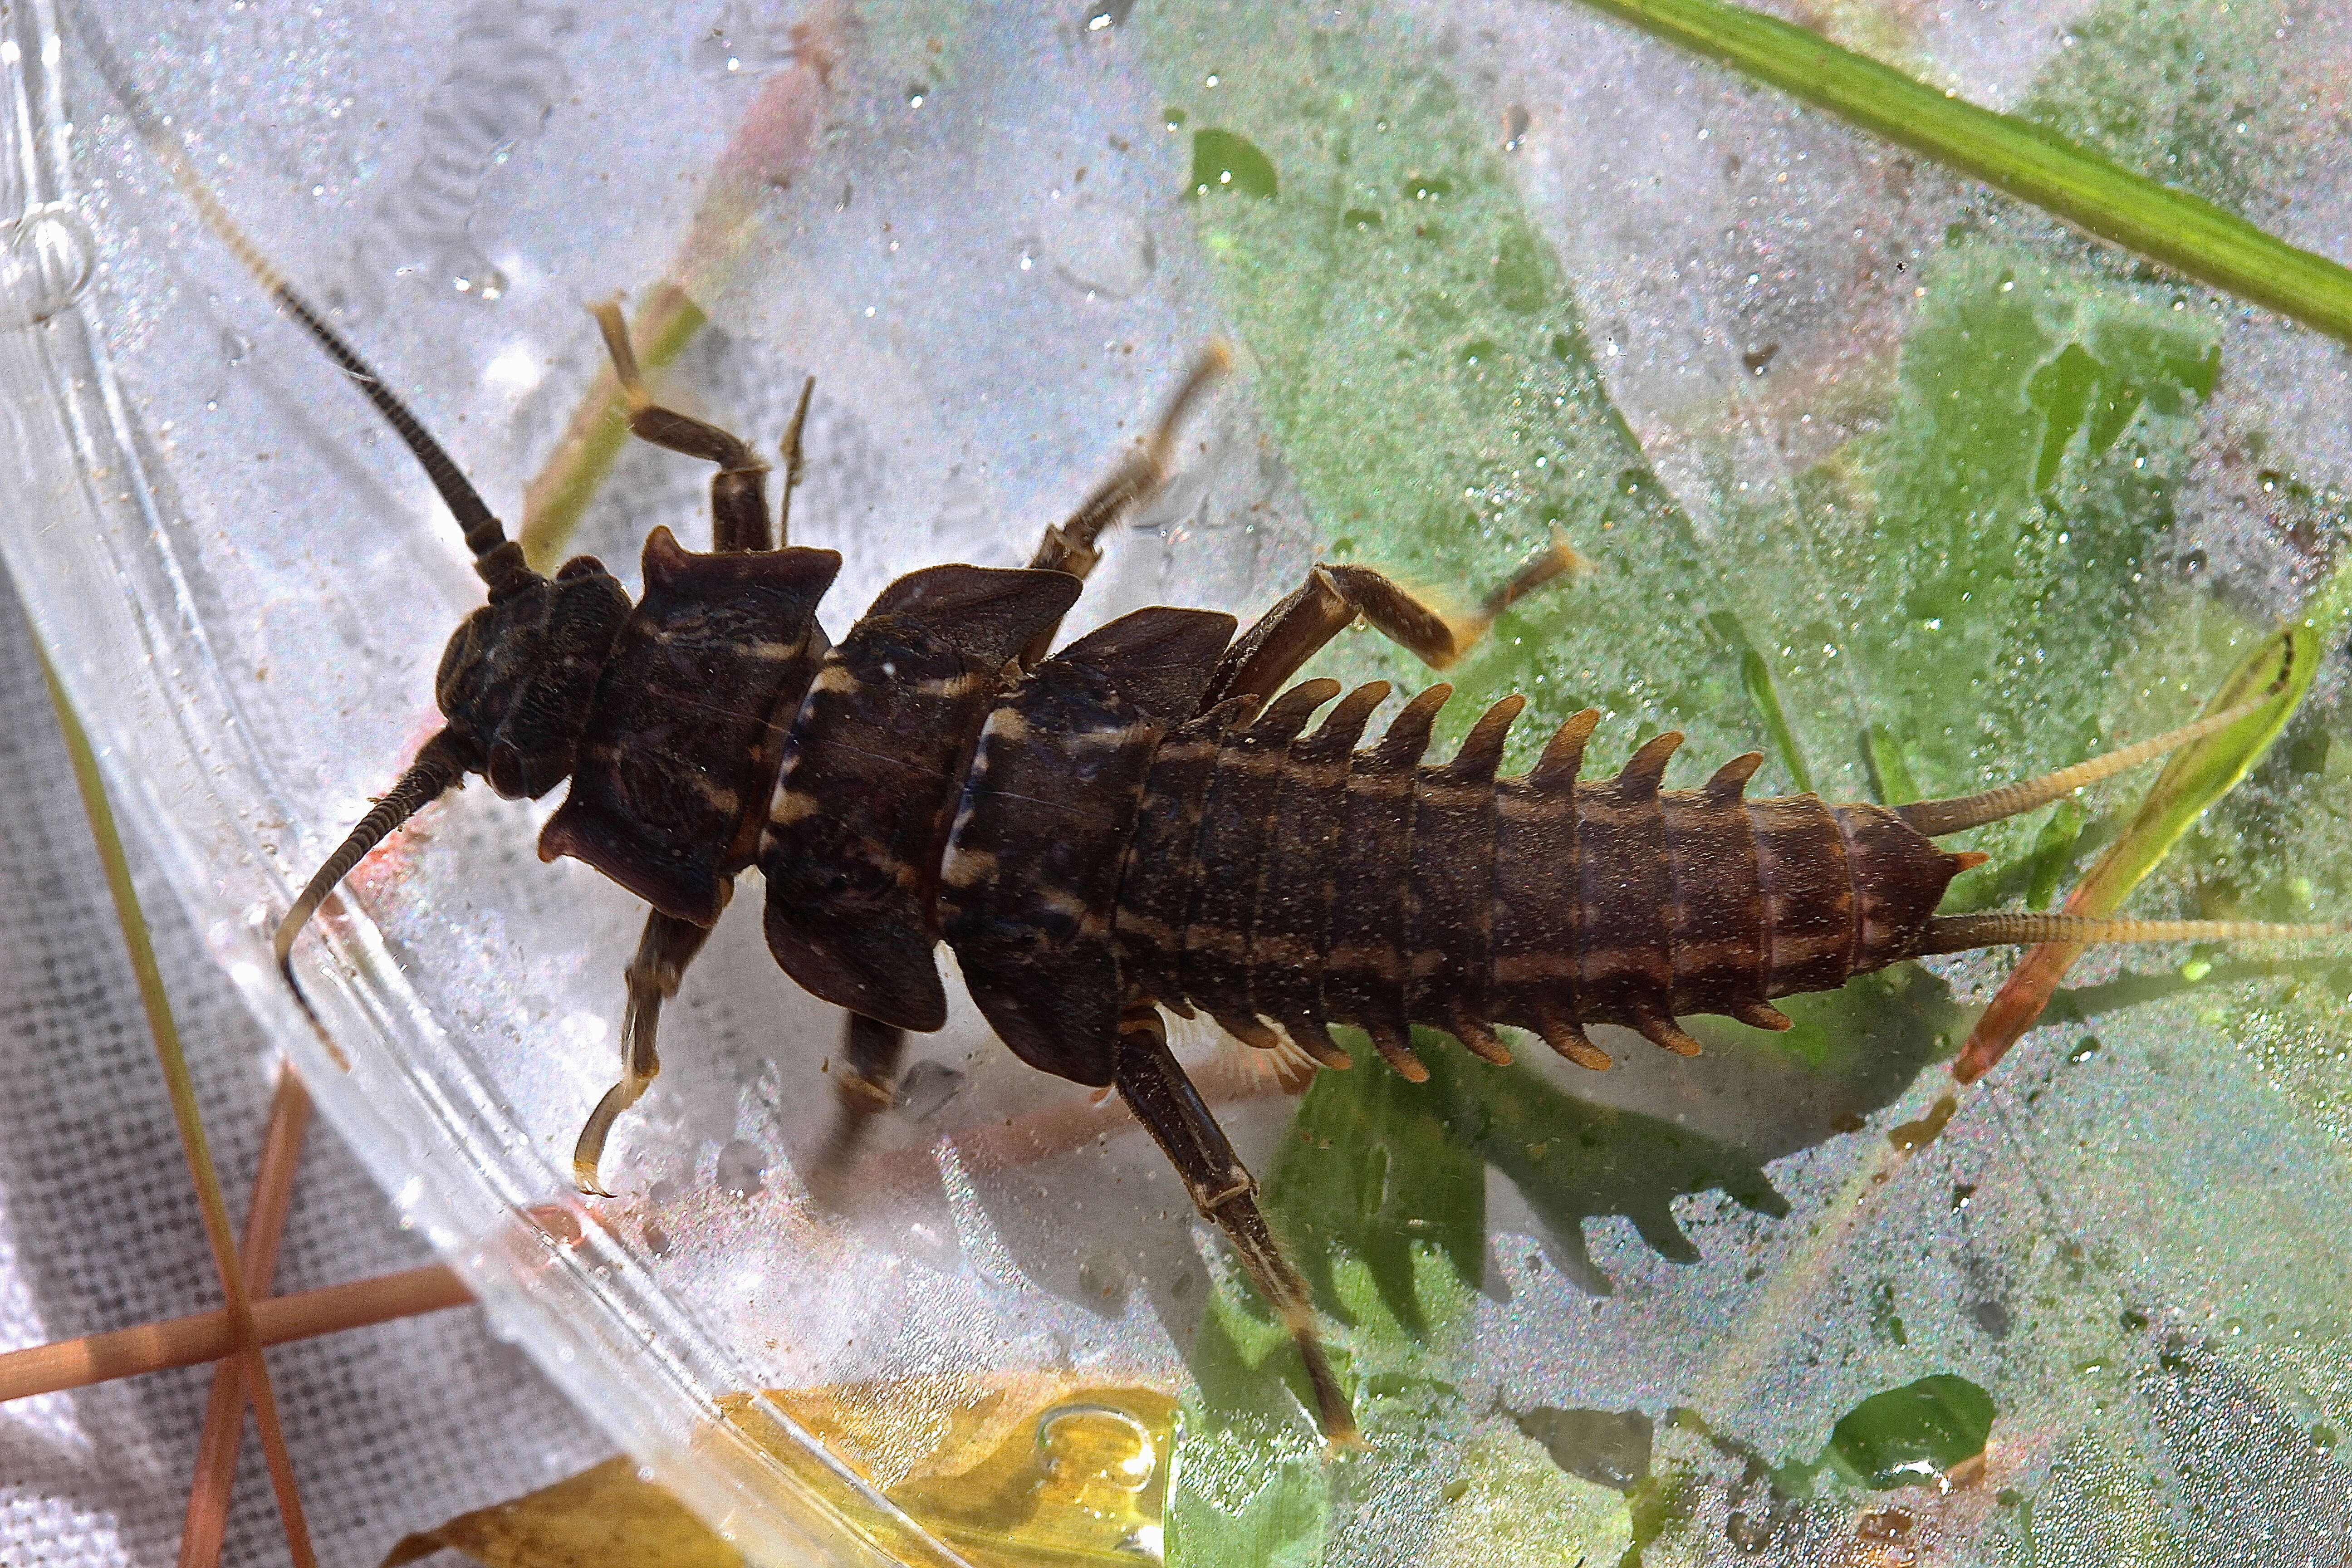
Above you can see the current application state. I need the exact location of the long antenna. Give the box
[70,9,525,588]
[269,732,470,980]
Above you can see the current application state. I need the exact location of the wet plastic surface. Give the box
[5,1,2352,1563]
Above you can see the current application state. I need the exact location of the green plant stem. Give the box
[1565,0,2352,343]
[39,648,318,1568]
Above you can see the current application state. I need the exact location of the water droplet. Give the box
[1079,0,1134,32]
[1077,1249,1129,1301]
[690,4,800,78]
[688,32,739,77]
[906,83,927,108]
[0,203,95,328]
[221,328,253,366]
[715,1138,766,1197]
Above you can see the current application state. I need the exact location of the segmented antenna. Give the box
[270,732,470,978]
[72,11,525,590]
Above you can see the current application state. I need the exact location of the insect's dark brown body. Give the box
[1107,691,1965,1076]
[270,317,2319,1449]
[488,514,1970,1098]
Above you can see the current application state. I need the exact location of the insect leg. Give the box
[1200,537,1585,716]
[573,906,718,1195]
[804,1014,908,1210]
[590,300,783,552]
[1114,998,1359,1447]
[1018,344,1231,666]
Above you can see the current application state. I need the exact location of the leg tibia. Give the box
[1113,1001,1359,1446]
[805,1013,909,1210]
[573,907,716,1195]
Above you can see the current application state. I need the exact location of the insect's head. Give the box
[432,554,633,800]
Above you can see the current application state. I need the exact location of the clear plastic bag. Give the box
[8,1,2352,1563]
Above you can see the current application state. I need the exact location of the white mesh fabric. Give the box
[0,565,611,1568]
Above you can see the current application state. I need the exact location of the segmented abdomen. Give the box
[1113,682,1968,1071]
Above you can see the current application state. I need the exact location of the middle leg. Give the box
[797,348,1228,1202]
[804,1014,909,1211]
[1016,343,1231,668]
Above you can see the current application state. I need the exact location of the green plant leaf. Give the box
[1560,0,2352,343]
[1264,1029,1487,1338]
[1820,1374,1998,1491]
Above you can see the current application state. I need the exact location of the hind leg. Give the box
[1115,998,1357,1446]
[1201,537,1584,716]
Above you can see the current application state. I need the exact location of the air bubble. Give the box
[0,203,95,328]
[451,265,508,302]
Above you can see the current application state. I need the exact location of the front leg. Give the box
[591,299,808,553]
[573,906,716,1195]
